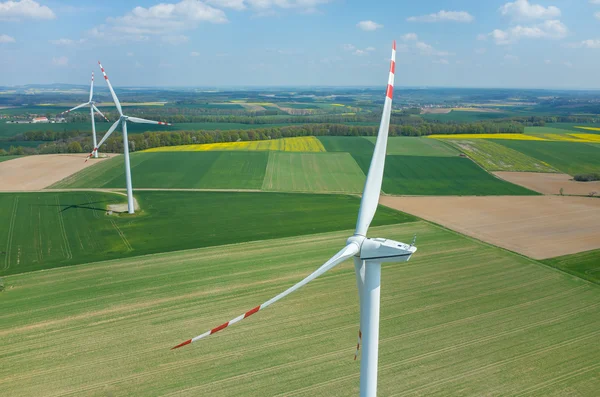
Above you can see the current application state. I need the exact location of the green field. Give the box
[542,249,600,284]
[0,191,413,275]
[2,222,599,396]
[365,136,459,157]
[352,155,538,196]
[262,152,365,193]
[317,136,375,156]
[445,139,557,172]
[420,110,511,122]
[495,140,600,175]
[546,123,600,133]
[51,152,269,190]
[0,155,21,162]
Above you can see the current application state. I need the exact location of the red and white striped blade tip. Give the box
[171,339,192,350]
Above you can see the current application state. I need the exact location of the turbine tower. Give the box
[172,41,411,397]
[89,61,172,214]
[60,72,109,158]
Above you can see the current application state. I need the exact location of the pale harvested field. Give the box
[0,154,116,191]
[495,172,600,196]
[380,196,600,259]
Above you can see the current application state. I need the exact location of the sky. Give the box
[1,0,600,89]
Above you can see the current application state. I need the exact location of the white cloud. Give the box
[401,33,418,41]
[504,54,519,62]
[407,10,474,23]
[591,0,600,4]
[206,0,246,10]
[52,56,68,67]
[499,0,560,21]
[0,0,55,20]
[544,59,551,64]
[490,20,568,45]
[49,38,86,45]
[353,49,367,56]
[434,58,449,64]
[415,41,452,56]
[569,39,600,48]
[0,33,15,42]
[475,48,486,54]
[161,34,189,45]
[563,61,573,68]
[246,0,332,14]
[595,11,600,20]
[356,20,383,31]
[127,52,134,57]
[476,33,487,41]
[365,46,375,51]
[190,51,200,56]
[94,0,228,42]
[342,43,355,51]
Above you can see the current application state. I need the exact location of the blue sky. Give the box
[1,0,599,88]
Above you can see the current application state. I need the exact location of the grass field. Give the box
[144,137,326,153]
[0,191,413,276]
[549,123,600,133]
[446,140,557,172]
[429,134,546,141]
[262,152,365,193]
[495,140,600,175]
[352,155,538,196]
[365,137,459,157]
[0,155,21,163]
[50,152,269,189]
[2,222,599,396]
[542,249,600,284]
[421,110,510,122]
[317,136,375,156]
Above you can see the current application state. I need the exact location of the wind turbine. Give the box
[172,42,412,396]
[88,61,172,214]
[60,72,109,158]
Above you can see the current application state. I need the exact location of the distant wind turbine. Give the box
[60,72,109,158]
[172,41,413,397]
[88,61,172,214]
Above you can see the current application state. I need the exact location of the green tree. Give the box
[67,141,82,153]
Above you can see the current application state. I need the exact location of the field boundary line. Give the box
[54,195,72,260]
[110,220,133,251]
[3,196,18,271]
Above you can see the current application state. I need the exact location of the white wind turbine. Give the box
[172,41,413,397]
[60,72,109,158]
[88,61,172,214]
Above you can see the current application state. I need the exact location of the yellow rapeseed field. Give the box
[145,136,326,153]
[533,133,587,142]
[569,133,600,143]
[428,134,546,141]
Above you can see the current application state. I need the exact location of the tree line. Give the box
[0,120,524,156]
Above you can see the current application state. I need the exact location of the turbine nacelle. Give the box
[359,238,416,263]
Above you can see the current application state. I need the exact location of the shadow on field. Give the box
[37,200,112,213]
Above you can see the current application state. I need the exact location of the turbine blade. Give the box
[86,118,120,160]
[61,102,88,115]
[127,116,171,126]
[171,243,360,350]
[89,72,94,103]
[354,41,396,236]
[92,104,109,122]
[98,61,123,116]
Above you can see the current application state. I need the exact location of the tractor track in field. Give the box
[54,195,72,260]
[3,196,18,271]
[512,362,600,396]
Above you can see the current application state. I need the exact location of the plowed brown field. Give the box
[380,195,600,259]
[0,154,116,191]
